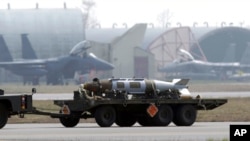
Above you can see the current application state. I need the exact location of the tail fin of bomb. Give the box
[172,78,190,96]
[0,35,13,62]
[172,78,189,85]
[179,88,191,96]
[21,34,38,59]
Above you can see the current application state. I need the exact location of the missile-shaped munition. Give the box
[80,78,191,99]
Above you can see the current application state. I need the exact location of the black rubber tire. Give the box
[95,106,116,127]
[137,114,154,126]
[0,103,8,129]
[115,111,137,127]
[153,105,173,126]
[59,116,80,128]
[173,105,197,126]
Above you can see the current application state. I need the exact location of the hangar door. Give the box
[134,57,148,78]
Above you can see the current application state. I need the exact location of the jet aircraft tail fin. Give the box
[21,34,38,59]
[0,35,13,62]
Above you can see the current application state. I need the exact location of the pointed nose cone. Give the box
[87,53,114,70]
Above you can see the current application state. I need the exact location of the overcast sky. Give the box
[1,0,249,28]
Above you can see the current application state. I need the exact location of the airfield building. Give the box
[1,5,250,83]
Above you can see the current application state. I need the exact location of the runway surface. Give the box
[3,92,248,140]
[31,91,250,100]
[1,122,248,141]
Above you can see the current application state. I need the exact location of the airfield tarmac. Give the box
[3,83,250,141]
[0,122,241,141]
[2,91,249,141]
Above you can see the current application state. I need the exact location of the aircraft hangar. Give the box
[1,6,250,83]
[146,26,250,64]
[144,26,250,79]
[195,27,250,63]
[87,25,250,79]
[0,8,85,83]
[86,25,155,79]
[0,8,85,59]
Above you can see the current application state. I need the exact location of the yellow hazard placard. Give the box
[147,104,158,117]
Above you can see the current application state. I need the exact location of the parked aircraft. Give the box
[0,23,147,85]
[158,48,250,80]
[0,34,114,85]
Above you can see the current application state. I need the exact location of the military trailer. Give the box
[0,78,227,129]
[0,89,34,129]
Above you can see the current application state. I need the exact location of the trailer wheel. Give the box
[137,114,154,126]
[95,106,116,127]
[115,111,136,127]
[59,116,80,127]
[173,105,197,126]
[59,111,80,128]
[153,105,173,126]
[0,103,8,129]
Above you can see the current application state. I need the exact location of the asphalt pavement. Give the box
[1,122,244,141]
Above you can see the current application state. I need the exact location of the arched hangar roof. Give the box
[147,27,207,68]
[87,26,250,64]
[195,27,250,62]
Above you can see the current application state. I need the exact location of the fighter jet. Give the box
[0,23,147,85]
[0,35,114,85]
[158,48,250,80]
